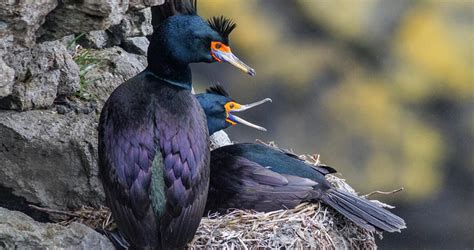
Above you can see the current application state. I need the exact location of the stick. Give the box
[28,204,78,217]
[362,187,404,198]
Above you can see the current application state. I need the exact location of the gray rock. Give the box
[129,0,165,10]
[58,54,81,97]
[0,41,79,110]
[81,46,147,107]
[0,0,58,48]
[0,57,14,98]
[0,0,162,48]
[0,207,113,249]
[76,7,152,49]
[58,34,77,56]
[121,36,150,55]
[0,110,104,210]
[0,47,147,212]
[0,32,14,51]
[108,8,153,45]
[39,0,129,42]
[78,30,111,49]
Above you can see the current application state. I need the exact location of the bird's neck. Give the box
[206,118,230,136]
[147,57,192,89]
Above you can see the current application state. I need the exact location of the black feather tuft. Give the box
[206,84,230,98]
[207,16,237,40]
[151,0,197,31]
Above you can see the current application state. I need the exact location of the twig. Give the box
[362,187,404,198]
[28,204,78,217]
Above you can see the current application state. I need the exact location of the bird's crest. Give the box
[206,84,230,98]
[162,0,197,15]
[207,16,237,40]
[151,0,197,30]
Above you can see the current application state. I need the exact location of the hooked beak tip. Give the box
[248,68,256,76]
[213,50,256,76]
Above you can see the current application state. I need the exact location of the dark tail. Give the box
[320,189,406,232]
[97,228,130,250]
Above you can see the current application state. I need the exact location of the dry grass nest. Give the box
[31,141,402,249]
[189,141,397,249]
[189,174,382,249]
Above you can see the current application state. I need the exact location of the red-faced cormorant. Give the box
[196,85,406,233]
[98,1,255,248]
[195,85,272,134]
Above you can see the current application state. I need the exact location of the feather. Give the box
[207,16,237,40]
[206,84,231,97]
[151,0,197,31]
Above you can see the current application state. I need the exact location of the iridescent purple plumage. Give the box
[99,71,209,248]
[98,1,255,247]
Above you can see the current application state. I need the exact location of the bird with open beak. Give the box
[195,84,271,135]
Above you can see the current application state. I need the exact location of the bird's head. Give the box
[196,85,271,135]
[148,7,255,76]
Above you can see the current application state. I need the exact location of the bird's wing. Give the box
[313,164,337,174]
[99,103,209,248]
[272,145,338,175]
[157,112,210,248]
[99,112,159,247]
[208,155,317,212]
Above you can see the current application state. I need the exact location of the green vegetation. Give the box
[70,33,102,101]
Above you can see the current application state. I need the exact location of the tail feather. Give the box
[320,189,406,232]
[329,192,397,232]
[97,228,130,250]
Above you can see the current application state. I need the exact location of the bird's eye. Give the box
[229,103,234,108]
[215,43,222,49]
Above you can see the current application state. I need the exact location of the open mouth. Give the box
[226,98,272,131]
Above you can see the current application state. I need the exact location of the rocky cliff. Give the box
[0,0,161,247]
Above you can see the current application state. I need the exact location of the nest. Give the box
[190,141,386,249]
[33,175,382,249]
[29,204,115,231]
[189,174,380,249]
[30,140,399,249]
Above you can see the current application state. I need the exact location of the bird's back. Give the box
[207,143,334,212]
[213,143,333,182]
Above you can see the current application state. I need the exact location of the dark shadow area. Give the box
[0,185,52,223]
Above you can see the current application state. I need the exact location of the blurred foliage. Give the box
[196,0,473,205]
[394,2,473,102]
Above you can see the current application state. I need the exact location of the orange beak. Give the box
[224,98,272,131]
[211,41,256,76]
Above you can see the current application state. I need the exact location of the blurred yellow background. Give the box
[193,0,473,248]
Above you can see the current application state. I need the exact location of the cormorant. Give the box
[197,85,406,233]
[195,84,272,135]
[98,1,255,248]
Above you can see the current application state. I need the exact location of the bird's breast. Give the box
[153,91,210,216]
